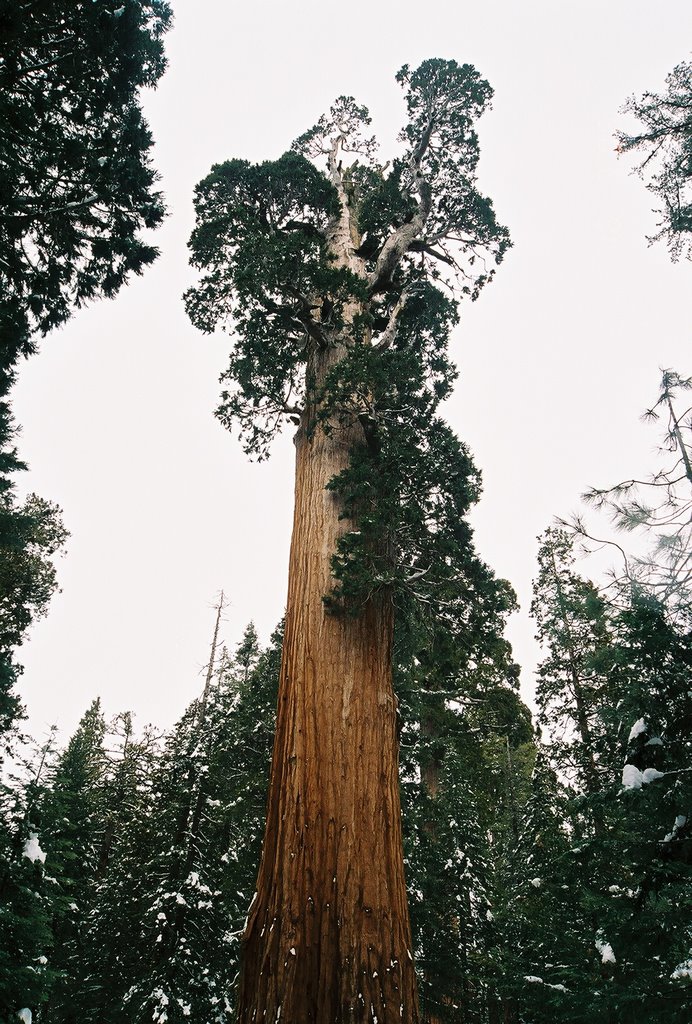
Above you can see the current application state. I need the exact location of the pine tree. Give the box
[531,527,614,796]
[508,509,691,1022]
[392,510,530,1024]
[186,59,509,1022]
[617,62,692,260]
[210,621,280,1003]
[495,751,584,1023]
[90,620,280,1024]
[0,400,67,741]
[39,699,109,1020]
[0,728,57,1021]
[74,719,163,1024]
[592,594,692,1023]
[508,595,692,1024]
[577,368,692,615]
[0,0,171,745]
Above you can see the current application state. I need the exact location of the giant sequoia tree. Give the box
[186,60,509,1023]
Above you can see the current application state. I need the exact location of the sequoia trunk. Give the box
[236,344,419,1022]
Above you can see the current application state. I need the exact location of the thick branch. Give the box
[368,118,436,294]
[373,285,416,351]
[368,214,425,294]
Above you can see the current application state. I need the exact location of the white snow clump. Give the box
[22,833,46,864]
[628,718,647,742]
[671,959,692,981]
[621,764,642,789]
[663,815,687,843]
[595,934,616,964]
[622,763,667,789]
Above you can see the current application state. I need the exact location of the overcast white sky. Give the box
[12,0,692,744]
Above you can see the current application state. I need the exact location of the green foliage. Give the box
[0,489,68,655]
[185,58,509,481]
[617,62,692,260]
[0,397,68,739]
[293,95,378,162]
[73,623,280,1024]
[505,513,692,1023]
[531,527,614,789]
[36,700,109,1020]
[395,59,510,285]
[0,0,169,743]
[0,0,171,358]
[185,153,348,456]
[394,542,528,1022]
[0,731,57,1020]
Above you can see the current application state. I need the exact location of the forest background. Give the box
[11,0,692,741]
[2,0,692,1022]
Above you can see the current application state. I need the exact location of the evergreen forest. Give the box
[1,3,690,1023]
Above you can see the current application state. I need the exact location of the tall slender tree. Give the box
[531,528,613,795]
[0,726,57,1019]
[186,59,509,1022]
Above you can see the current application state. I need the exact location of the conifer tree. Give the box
[74,719,163,1024]
[504,591,692,1024]
[392,518,530,1024]
[495,752,581,1022]
[0,0,171,359]
[211,622,280,996]
[39,699,110,1020]
[90,621,280,1024]
[0,0,170,743]
[14,702,160,1024]
[531,528,613,795]
[617,62,692,260]
[593,594,692,1022]
[186,59,509,1023]
[0,400,67,740]
[118,689,236,1024]
[579,368,692,615]
[0,728,56,1020]
[511,459,691,1024]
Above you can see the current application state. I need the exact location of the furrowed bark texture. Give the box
[237,375,418,1022]
[236,159,419,1023]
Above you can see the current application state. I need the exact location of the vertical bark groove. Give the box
[237,360,418,1024]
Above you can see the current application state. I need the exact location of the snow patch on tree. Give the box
[671,959,692,981]
[622,764,643,789]
[22,833,46,864]
[628,718,647,742]
[596,934,616,964]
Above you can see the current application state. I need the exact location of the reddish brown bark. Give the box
[236,342,419,1022]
